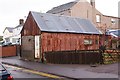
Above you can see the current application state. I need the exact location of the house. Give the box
[107,29,120,49]
[3,27,14,43]
[20,11,111,61]
[3,19,24,44]
[11,19,24,44]
[47,0,120,34]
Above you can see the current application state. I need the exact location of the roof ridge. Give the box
[46,0,89,13]
[46,0,78,13]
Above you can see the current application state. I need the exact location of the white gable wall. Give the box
[3,29,13,42]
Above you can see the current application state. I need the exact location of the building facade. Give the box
[47,0,120,34]
[3,19,24,44]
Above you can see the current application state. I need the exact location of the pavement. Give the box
[1,56,119,79]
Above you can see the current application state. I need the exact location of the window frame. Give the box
[84,39,93,45]
[111,18,116,24]
[96,14,101,23]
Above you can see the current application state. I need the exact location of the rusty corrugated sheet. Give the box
[41,32,100,53]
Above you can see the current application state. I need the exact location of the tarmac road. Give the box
[3,64,64,80]
[3,64,46,79]
[2,57,119,79]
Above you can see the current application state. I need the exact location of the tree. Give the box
[0,36,3,41]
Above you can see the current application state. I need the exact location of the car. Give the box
[0,41,4,46]
[0,63,13,80]
[2,42,12,46]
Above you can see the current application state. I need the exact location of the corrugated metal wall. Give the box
[41,32,100,53]
[21,12,41,36]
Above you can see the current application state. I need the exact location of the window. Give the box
[96,15,101,23]
[111,18,116,24]
[84,39,92,45]
[12,38,18,43]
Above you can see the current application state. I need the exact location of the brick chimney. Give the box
[90,0,95,8]
[19,19,24,25]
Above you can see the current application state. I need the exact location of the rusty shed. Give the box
[21,11,103,62]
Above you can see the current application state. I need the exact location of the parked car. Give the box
[0,63,13,80]
[0,41,4,46]
[2,42,12,46]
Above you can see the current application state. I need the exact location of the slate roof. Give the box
[15,23,24,28]
[46,0,79,13]
[4,27,14,33]
[31,11,101,35]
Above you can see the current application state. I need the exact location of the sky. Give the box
[0,0,119,35]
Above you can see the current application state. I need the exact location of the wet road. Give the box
[2,63,72,80]
[3,64,49,79]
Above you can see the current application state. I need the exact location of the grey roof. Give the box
[15,23,24,28]
[31,11,101,34]
[5,27,14,33]
[107,30,120,37]
[46,1,78,13]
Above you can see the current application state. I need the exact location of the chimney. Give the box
[90,0,95,8]
[19,19,24,25]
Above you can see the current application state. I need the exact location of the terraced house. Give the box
[47,0,120,34]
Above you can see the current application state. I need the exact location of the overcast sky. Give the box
[0,0,119,35]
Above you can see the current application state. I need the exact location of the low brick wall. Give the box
[0,45,17,57]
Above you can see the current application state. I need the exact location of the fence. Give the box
[44,50,103,64]
[0,45,17,57]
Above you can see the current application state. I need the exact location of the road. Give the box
[3,64,64,80]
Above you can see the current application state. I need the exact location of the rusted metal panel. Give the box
[21,12,41,36]
[65,34,70,50]
[41,32,102,55]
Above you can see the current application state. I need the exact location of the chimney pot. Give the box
[19,19,24,25]
[90,0,95,8]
